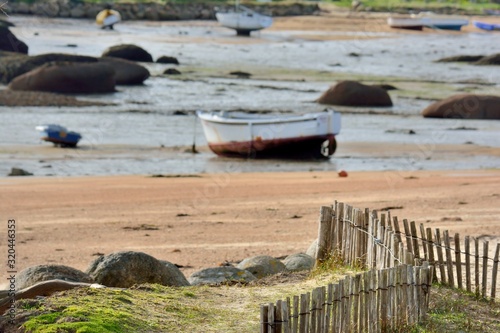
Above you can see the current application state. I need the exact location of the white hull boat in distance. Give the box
[96,9,121,29]
[196,110,341,159]
[387,17,425,30]
[388,14,469,31]
[215,3,273,36]
[420,17,469,31]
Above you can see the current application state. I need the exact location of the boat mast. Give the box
[235,0,239,11]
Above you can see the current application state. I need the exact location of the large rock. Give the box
[436,55,484,63]
[86,251,190,288]
[474,53,500,66]
[16,265,93,290]
[160,261,190,286]
[317,80,393,107]
[9,62,116,94]
[0,53,97,84]
[422,94,500,120]
[306,239,318,259]
[8,167,33,176]
[0,27,28,54]
[188,266,256,285]
[102,44,153,63]
[236,255,286,279]
[98,57,150,85]
[283,253,315,272]
[156,55,179,65]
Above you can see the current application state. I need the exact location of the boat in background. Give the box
[421,16,469,31]
[197,110,341,159]
[215,0,273,36]
[388,13,469,31]
[387,17,424,30]
[473,21,500,31]
[36,124,82,147]
[96,9,121,29]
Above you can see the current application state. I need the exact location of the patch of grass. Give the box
[12,269,352,333]
[416,284,500,332]
[312,250,365,278]
[10,273,500,332]
[18,286,234,333]
[329,0,500,15]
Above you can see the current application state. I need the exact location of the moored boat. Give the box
[215,1,273,36]
[36,124,82,147]
[96,8,121,30]
[421,17,469,31]
[387,17,424,30]
[388,14,469,31]
[473,21,500,31]
[196,110,341,159]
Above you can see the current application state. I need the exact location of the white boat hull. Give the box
[421,17,469,30]
[387,17,424,30]
[388,16,469,31]
[197,111,341,159]
[215,10,273,35]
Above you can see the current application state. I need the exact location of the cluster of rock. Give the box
[0,42,178,93]
[316,80,499,120]
[5,1,320,21]
[11,249,316,292]
[1,18,183,101]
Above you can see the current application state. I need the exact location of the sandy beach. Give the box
[1,169,499,279]
[1,8,499,284]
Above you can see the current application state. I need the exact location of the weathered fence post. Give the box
[268,303,275,333]
[444,230,455,287]
[298,293,308,333]
[492,243,500,300]
[292,296,299,333]
[316,206,333,266]
[276,300,283,333]
[261,304,269,333]
[454,233,463,290]
[465,236,472,292]
[482,241,489,298]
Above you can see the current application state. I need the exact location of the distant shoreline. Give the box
[4,2,320,21]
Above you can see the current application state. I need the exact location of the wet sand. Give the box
[3,11,500,179]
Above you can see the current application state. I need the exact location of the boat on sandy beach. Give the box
[196,110,341,159]
[215,0,273,36]
[388,14,469,31]
[387,17,425,30]
[96,8,121,29]
[36,124,82,147]
[421,16,469,30]
[473,21,500,31]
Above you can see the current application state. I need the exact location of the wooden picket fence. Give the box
[260,201,500,333]
[260,264,432,333]
[315,202,500,300]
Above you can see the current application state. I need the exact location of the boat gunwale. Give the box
[196,111,334,126]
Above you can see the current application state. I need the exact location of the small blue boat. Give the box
[473,21,500,31]
[36,124,82,147]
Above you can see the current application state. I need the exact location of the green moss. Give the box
[15,276,500,333]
